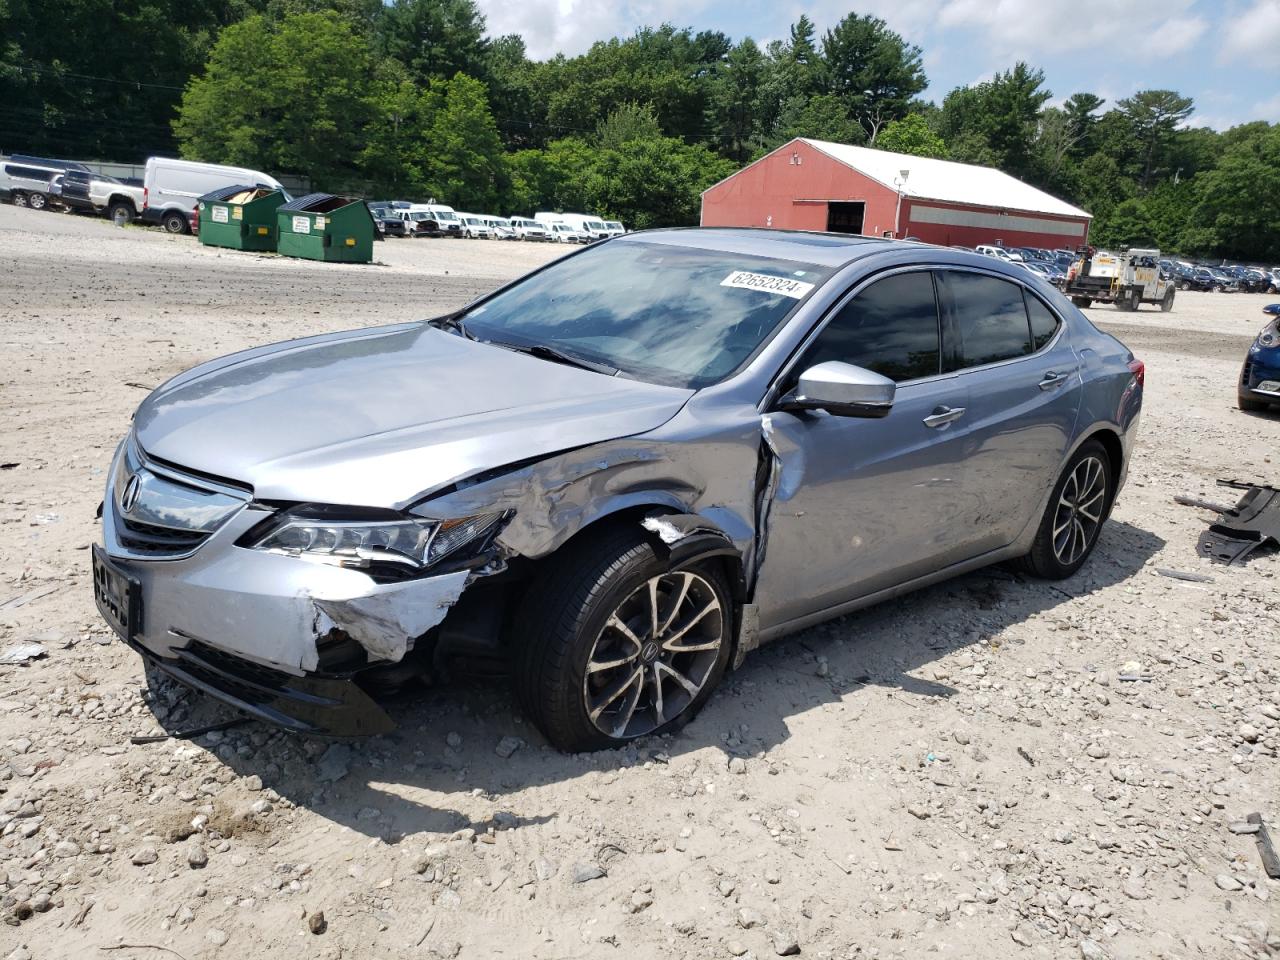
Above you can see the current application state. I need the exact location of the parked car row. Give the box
[1159,258,1280,293]
[967,243,1072,288]
[364,201,626,244]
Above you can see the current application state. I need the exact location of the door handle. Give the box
[923,405,966,429]
[1038,370,1075,390]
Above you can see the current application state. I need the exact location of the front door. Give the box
[753,269,975,631]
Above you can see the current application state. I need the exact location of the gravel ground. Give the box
[1,206,1278,960]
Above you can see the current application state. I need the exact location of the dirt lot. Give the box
[1,206,1277,960]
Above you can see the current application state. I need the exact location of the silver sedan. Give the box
[93,229,1144,750]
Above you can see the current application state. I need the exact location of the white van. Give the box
[508,216,549,241]
[409,203,462,237]
[455,213,493,239]
[143,157,283,234]
[555,212,610,241]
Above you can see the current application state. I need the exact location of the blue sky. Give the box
[477,0,1280,130]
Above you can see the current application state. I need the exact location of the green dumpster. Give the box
[276,193,376,263]
[197,185,286,251]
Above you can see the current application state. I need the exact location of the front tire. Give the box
[1071,296,1092,308]
[1160,287,1175,312]
[1019,440,1113,580]
[514,526,733,752]
[27,192,47,210]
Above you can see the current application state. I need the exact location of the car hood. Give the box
[134,323,692,508]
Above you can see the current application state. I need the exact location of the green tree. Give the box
[877,114,948,159]
[174,11,377,184]
[1193,123,1280,261]
[707,38,768,161]
[938,63,1050,178]
[1117,89,1194,189]
[772,93,867,148]
[377,0,489,86]
[585,136,736,228]
[1062,92,1104,158]
[595,102,663,150]
[420,72,506,210]
[820,13,926,142]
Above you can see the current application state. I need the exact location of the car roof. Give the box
[618,227,898,267]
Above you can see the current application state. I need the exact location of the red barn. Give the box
[701,137,1091,250]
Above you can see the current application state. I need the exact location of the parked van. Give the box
[508,216,549,241]
[408,203,462,237]
[143,157,284,234]
[2,155,91,210]
[601,220,626,238]
[455,213,493,239]
[556,212,610,241]
[547,221,590,244]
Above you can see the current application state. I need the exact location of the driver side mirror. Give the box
[780,361,896,419]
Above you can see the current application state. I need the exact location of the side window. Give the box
[799,272,941,383]
[940,272,1032,369]
[1025,292,1061,350]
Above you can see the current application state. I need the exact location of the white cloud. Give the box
[477,0,716,59]
[1221,0,1280,65]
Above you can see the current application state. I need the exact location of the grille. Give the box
[115,516,211,555]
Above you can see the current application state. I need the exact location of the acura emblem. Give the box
[121,473,142,513]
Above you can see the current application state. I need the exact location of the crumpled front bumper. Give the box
[96,441,473,736]
[1242,351,1280,400]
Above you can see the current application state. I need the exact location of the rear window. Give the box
[938,272,1033,369]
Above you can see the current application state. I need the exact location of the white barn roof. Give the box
[800,138,1090,220]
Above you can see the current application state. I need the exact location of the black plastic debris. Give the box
[1192,480,1280,565]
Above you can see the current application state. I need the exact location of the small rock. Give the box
[718,879,736,897]
[727,942,749,957]
[187,844,208,869]
[1085,742,1110,760]
[243,774,263,792]
[1079,938,1109,960]
[53,840,80,858]
[131,845,159,865]
[764,868,780,885]
[534,857,556,881]
[316,743,352,782]
[495,736,524,759]
[628,891,653,913]
[572,863,605,883]
[1120,660,1142,675]
[736,907,764,929]
[907,805,930,820]
[1121,878,1148,900]
[308,910,326,934]
[5,948,33,960]
[445,732,462,749]
[771,929,800,955]
[1011,923,1035,946]
[1237,723,1260,743]
[206,928,229,946]
[1215,874,1243,892]
[728,757,747,775]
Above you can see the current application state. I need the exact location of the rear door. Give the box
[936,270,1082,554]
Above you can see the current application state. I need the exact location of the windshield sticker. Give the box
[721,270,815,299]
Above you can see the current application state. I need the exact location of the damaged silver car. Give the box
[93,229,1144,750]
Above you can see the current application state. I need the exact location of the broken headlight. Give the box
[250,511,507,573]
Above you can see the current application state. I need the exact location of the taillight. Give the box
[1127,358,1145,387]
[143,186,149,210]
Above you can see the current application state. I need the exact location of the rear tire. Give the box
[106,200,135,223]
[162,210,188,234]
[1071,296,1092,308]
[1018,440,1113,580]
[514,525,734,752]
[11,192,28,208]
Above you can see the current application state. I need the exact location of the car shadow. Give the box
[143,518,1165,842]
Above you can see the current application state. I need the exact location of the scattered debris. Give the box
[494,735,524,759]
[307,911,326,935]
[1188,480,1280,564]
[0,643,46,665]
[1248,814,1280,879]
[1017,746,1036,767]
[129,717,248,745]
[1154,567,1214,583]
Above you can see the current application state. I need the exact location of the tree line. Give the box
[2,0,1276,258]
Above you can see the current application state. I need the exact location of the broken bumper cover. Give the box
[97,444,473,736]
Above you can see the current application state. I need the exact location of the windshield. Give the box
[458,239,832,388]
[410,212,430,220]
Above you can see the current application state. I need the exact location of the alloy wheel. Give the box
[1052,455,1107,566]
[583,570,724,740]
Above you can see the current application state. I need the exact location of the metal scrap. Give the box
[1185,480,1280,565]
[0,642,46,664]
[313,569,471,663]
[1249,813,1280,879]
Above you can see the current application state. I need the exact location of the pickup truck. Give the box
[59,170,145,222]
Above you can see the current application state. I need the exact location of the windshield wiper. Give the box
[492,341,618,376]
[426,314,476,340]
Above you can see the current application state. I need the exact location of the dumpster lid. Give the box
[279,192,360,214]
[198,184,279,204]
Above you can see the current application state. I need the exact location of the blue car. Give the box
[1240,304,1280,413]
